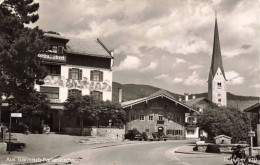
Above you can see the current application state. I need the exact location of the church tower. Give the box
[208,13,227,106]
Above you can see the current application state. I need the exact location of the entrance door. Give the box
[158,126,163,133]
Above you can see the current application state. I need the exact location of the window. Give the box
[217,82,221,89]
[40,86,59,99]
[149,116,153,121]
[139,115,144,121]
[45,65,61,75]
[90,91,103,101]
[187,129,195,134]
[52,46,58,53]
[145,129,149,132]
[130,115,135,121]
[90,70,103,82]
[218,98,221,102]
[68,89,82,98]
[58,46,64,54]
[174,130,183,135]
[158,115,163,121]
[188,117,194,123]
[218,94,221,97]
[69,68,82,80]
[176,116,181,122]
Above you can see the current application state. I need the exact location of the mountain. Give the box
[112,82,260,111]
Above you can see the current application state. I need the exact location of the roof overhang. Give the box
[121,93,198,113]
[244,103,260,113]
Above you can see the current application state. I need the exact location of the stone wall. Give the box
[63,127,125,140]
[92,127,125,140]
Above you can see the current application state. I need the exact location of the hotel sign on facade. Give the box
[38,53,66,63]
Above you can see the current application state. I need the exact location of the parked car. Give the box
[158,132,168,141]
[152,132,168,141]
[142,132,154,141]
[152,132,160,141]
[125,129,143,141]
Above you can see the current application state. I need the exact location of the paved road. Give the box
[46,141,203,165]
[46,140,235,165]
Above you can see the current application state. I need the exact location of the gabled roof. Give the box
[121,90,197,112]
[44,33,69,41]
[65,37,113,58]
[209,16,227,81]
[185,97,210,107]
[44,33,113,59]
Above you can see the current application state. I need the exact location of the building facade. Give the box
[208,16,227,107]
[121,90,197,138]
[34,33,113,131]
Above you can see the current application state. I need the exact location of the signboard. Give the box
[2,103,9,107]
[11,113,22,118]
[50,99,61,103]
[248,131,255,137]
[38,53,66,63]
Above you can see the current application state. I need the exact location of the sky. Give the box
[30,0,260,97]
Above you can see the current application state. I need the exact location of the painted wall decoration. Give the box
[43,75,111,92]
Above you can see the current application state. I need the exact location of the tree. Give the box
[64,95,126,135]
[0,0,48,122]
[64,95,102,135]
[100,100,126,127]
[197,105,251,143]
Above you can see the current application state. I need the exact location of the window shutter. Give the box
[99,92,103,101]
[90,70,93,81]
[69,68,72,79]
[79,69,82,80]
[99,71,103,82]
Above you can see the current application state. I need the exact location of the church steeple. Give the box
[209,12,226,81]
[208,13,227,107]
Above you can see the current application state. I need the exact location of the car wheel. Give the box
[164,139,167,141]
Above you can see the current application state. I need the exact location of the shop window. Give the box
[139,115,144,121]
[68,89,82,98]
[90,91,103,101]
[69,68,82,80]
[149,116,153,121]
[45,64,61,75]
[40,86,59,99]
[90,70,103,82]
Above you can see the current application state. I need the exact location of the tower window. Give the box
[217,82,221,89]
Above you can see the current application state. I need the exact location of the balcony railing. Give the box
[157,120,164,124]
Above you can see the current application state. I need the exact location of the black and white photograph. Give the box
[0,0,259,164]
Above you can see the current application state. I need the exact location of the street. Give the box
[46,141,231,165]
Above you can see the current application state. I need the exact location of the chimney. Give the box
[192,94,196,99]
[118,88,123,103]
[178,96,182,102]
[184,93,189,102]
